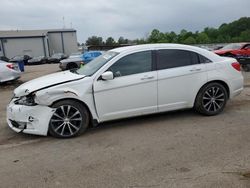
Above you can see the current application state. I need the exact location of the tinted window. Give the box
[157,49,193,70]
[109,51,152,77]
[198,54,212,63]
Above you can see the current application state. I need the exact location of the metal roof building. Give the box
[0,29,78,58]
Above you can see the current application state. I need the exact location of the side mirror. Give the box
[101,71,114,81]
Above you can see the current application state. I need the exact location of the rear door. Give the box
[156,49,208,112]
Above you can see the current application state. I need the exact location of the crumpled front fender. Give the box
[35,87,80,106]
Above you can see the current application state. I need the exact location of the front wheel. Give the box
[49,100,89,138]
[194,83,228,116]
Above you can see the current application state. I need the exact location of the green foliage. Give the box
[118,36,129,44]
[145,17,250,44]
[105,37,116,45]
[183,36,196,44]
[86,36,103,46]
[84,17,250,45]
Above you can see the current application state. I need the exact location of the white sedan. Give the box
[7,44,244,138]
[0,60,21,83]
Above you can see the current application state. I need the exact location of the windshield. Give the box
[76,51,118,76]
[221,43,243,50]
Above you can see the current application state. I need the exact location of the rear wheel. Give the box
[194,83,228,116]
[49,100,89,138]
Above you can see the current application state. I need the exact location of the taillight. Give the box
[231,62,241,71]
[6,64,14,70]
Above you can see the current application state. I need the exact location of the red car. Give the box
[214,43,250,57]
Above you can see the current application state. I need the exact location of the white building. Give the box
[0,29,78,58]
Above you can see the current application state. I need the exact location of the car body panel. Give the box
[0,60,21,83]
[6,44,244,136]
[14,71,85,97]
[157,63,208,111]
[94,71,158,121]
[27,56,47,65]
[7,100,54,136]
[214,43,250,57]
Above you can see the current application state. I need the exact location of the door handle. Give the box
[141,76,154,80]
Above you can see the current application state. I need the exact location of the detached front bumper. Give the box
[6,101,55,136]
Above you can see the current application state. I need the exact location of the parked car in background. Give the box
[214,43,250,57]
[27,56,47,65]
[0,60,21,83]
[68,52,82,58]
[214,43,250,71]
[7,44,243,138]
[59,51,102,70]
[9,55,32,65]
[238,56,250,71]
[47,53,68,63]
[0,56,9,62]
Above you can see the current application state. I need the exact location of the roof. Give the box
[0,29,76,38]
[111,43,222,62]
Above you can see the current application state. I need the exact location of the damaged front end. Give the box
[7,92,55,136]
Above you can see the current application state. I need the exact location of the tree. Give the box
[118,37,129,44]
[196,32,210,44]
[183,36,196,44]
[86,36,103,46]
[148,29,161,43]
[84,17,250,46]
[168,31,178,43]
[106,37,116,45]
[240,30,250,41]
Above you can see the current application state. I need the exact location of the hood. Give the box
[61,57,83,63]
[14,71,85,97]
[214,49,232,55]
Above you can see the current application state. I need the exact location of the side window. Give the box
[190,51,200,64]
[198,54,212,63]
[108,51,152,77]
[157,49,193,70]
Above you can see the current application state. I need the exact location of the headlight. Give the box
[14,94,36,106]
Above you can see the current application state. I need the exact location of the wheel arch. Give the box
[50,98,95,126]
[194,80,230,105]
[66,62,78,69]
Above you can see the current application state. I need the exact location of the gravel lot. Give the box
[0,64,250,188]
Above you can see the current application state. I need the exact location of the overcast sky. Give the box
[0,0,249,43]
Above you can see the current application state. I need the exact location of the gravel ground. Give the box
[0,64,250,188]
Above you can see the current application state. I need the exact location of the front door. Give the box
[93,51,158,121]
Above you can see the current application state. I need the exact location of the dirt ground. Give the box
[0,64,250,188]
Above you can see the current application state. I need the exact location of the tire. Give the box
[66,63,78,70]
[49,100,89,138]
[194,83,228,116]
